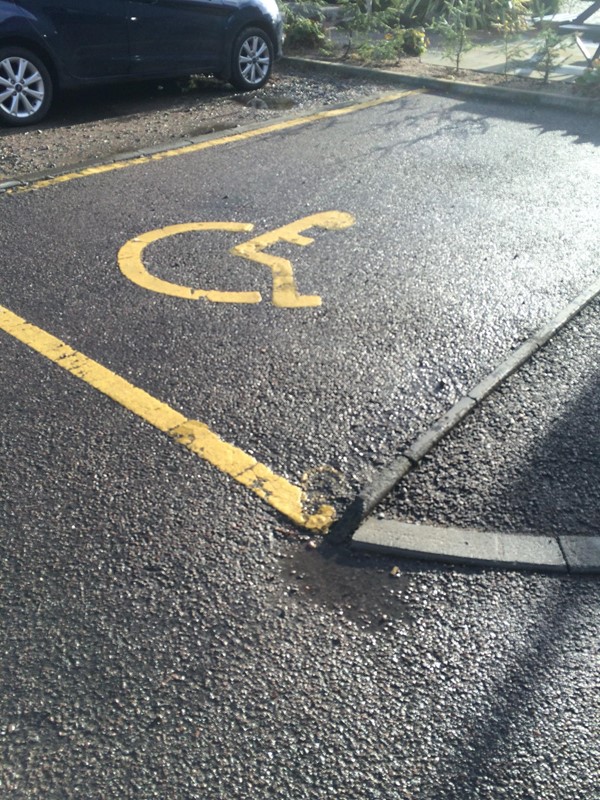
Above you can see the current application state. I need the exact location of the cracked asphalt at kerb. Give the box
[1,87,600,798]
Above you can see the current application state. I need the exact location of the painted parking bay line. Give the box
[5,90,419,195]
[0,303,335,532]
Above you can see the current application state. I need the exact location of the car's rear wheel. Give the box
[230,27,274,92]
[0,47,53,127]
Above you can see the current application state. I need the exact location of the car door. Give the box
[127,0,228,76]
[16,0,130,79]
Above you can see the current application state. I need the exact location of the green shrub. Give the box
[432,0,480,71]
[355,31,407,61]
[533,22,567,82]
[285,16,327,49]
[575,62,600,95]
[530,0,560,17]
[280,0,325,22]
[407,0,535,29]
[352,27,428,61]
[403,26,428,55]
[338,0,408,36]
[490,1,528,77]
[337,0,428,60]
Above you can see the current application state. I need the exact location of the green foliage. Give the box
[280,0,427,60]
[280,0,325,22]
[336,0,428,60]
[355,31,408,61]
[533,22,567,82]
[285,16,327,49]
[279,0,328,50]
[529,0,560,17]
[406,0,532,29]
[353,27,427,61]
[432,0,480,72]
[402,26,428,54]
[490,0,529,34]
[490,0,528,77]
[337,0,408,36]
[575,62,600,96]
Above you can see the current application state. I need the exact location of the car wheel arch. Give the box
[0,36,58,87]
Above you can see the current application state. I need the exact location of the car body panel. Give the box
[0,0,283,124]
[128,0,229,75]
[0,0,282,86]
[14,1,131,79]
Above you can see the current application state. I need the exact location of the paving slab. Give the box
[421,28,588,81]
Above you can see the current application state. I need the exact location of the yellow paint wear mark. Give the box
[231,211,356,308]
[118,222,260,303]
[7,90,419,195]
[0,304,335,532]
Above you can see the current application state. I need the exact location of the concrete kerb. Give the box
[283,56,600,117]
[352,521,600,574]
[329,274,600,574]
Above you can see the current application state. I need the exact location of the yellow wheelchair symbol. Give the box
[117,211,355,308]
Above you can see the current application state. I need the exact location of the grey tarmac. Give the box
[1,83,599,800]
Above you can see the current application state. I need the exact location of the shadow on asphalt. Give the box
[457,93,600,148]
[495,371,600,537]
[367,88,600,151]
[422,576,598,799]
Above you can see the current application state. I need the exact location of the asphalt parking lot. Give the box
[1,86,600,799]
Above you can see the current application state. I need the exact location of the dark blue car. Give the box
[0,0,284,126]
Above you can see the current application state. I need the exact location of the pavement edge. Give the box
[283,56,600,117]
[352,521,600,575]
[329,275,600,575]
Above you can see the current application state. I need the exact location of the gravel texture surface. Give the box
[0,64,393,181]
[3,68,599,800]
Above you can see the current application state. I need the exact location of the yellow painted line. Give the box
[231,211,356,308]
[118,211,357,307]
[0,303,336,532]
[6,90,419,195]
[118,221,261,303]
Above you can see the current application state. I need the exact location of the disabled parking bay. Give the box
[3,89,600,800]
[2,90,600,535]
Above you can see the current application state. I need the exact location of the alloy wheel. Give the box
[0,55,46,121]
[237,35,271,87]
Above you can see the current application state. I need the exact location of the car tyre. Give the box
[230,27,274,92]
[0,47,53,127]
